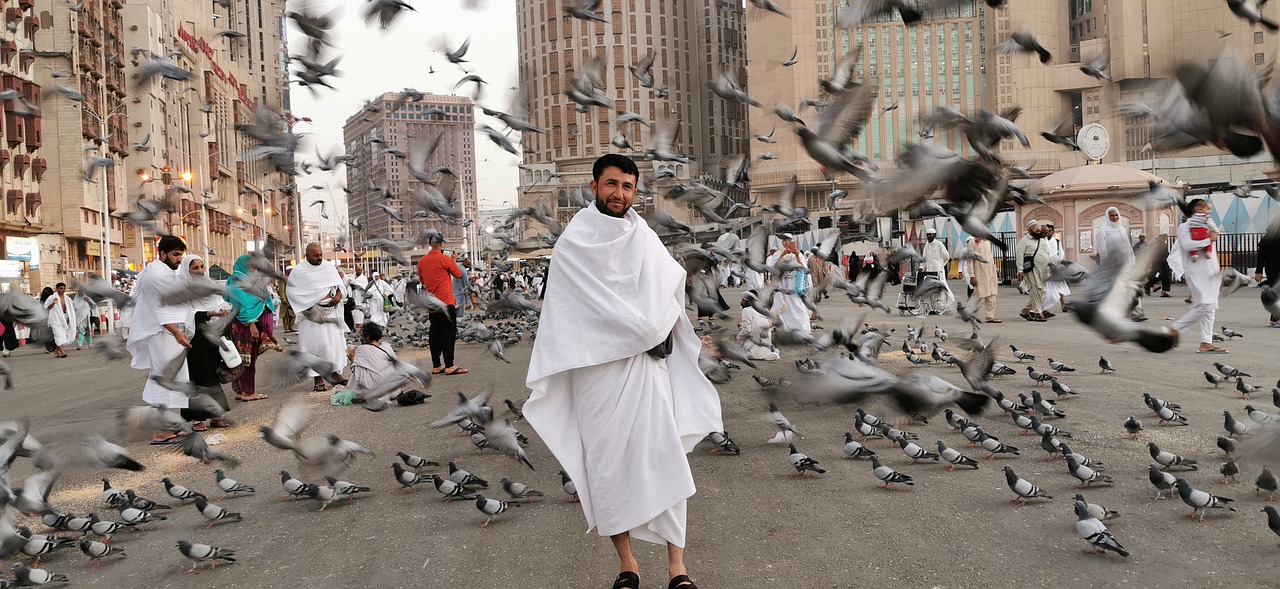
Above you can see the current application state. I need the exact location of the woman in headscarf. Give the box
[225,254,279,402]
[180,255,233,427]
[73,292,93,350]
[1089,207,1136,307]
[38,286,55,353]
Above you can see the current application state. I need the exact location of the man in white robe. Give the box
[366,272,392,327]
[43,283,77,357]
[125,236,192,443]
[288,243,349,391]
[348,267,369,328]
[1169,199,1226,353]
[1040,223,1071,316]
[770,235,811,336]
[738,290,779,361]
[525,154,722,589]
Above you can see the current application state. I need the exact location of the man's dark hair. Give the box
[361,321,383,342]
[157,235,186,253]
[1188,198,1207,210]
[55,282,66,289]
[592,153,639,183]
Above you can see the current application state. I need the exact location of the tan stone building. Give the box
[0,0,49,293]
[27,0,291,292]
[513,0,748,245]
[342,92,478,253]
[746,0,992,219]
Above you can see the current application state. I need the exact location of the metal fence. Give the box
[993,232,1020,284]
[1216,233,1263,274]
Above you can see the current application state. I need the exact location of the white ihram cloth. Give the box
[524,205,722,547]
[366,279,392,326]
[288,260,349,376]
[1041,236,1071,310]
[44,293,76,347]
[127,259,192,408]
[770,251,811,335]
[922,239,950,274]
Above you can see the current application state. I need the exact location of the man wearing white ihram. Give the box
[524,154,722,589]
[286,243,350,391]
[126,235,193,444]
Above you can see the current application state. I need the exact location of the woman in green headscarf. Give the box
[225,254,281,401]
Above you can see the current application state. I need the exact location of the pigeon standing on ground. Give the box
[1264,505,1280,539]
[1124,416,1144,439]
[1003,465,1052,505]
[1047,358,1075,373]
[279,471,312,501]
[500,477,544,502]
[193,497,242,528]
[214,469,255,498]
[474,494,518,528]
[162,478,204,504]
[936,440,979,470]
[1175,478,1236,522]
[1256,465,1279,501]
[787,444,825,476]
[1225,411,1252,437]
[870,456,914,489]
[1222,457,1241,484]
[842,433,876,459]
[1010,345,1035,361]
[79,537,126,566]
[176,540,236,573]
[1206,371,1227,388]
[1149,464,1178,499]
[1150,442,1198,470]
[1073,497,1129,557]
[11,562,69,584]
[559,470,578,502]
[708,431,741,455]
[1098,356,1115,373]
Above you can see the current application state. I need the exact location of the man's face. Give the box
[590,166,637,217]
[162,249,185,269]
[926,233,935,242]
[1044,225,1054,237]
[1029,224,1042,237]
[55,285,65,295]
[305,246,323,266]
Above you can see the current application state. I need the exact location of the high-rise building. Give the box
[745,0,990,213]
[989,0,1280,183]
[514,0,749,245]
[342,92,478,252]
[33,0,130,288]
[30,0,291,290]
[217,0,289,110]
[0,0,49,293]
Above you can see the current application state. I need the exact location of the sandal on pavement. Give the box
[443,367,469,375]
[611,571,639,589]
[191,422,209,432]
[1197,347,1229,354]
[238,393,269,401]
[208,419,232,428]
[431,367,446,374]
[667,575,698,589]
[313,383,329,392]
[150,434,185,446]
[985,318,1003,323]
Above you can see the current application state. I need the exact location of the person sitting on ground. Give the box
[738,290,779,361]
[347,322,399,395]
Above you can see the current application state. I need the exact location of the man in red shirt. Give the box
[416,232,466,374]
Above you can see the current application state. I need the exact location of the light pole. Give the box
[82,103,127,334]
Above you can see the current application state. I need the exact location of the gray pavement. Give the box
[5,281,1280,588]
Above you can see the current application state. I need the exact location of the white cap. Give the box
[926,228,937,235]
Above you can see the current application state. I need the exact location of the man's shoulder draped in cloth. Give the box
[526,204,722,451]
[287,260,343,312]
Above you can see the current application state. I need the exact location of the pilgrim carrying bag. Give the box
[1022,240,1041,274]
[215,337,246,383]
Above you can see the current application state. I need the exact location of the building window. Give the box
[1258,52,1266,66]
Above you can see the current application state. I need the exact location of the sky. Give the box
[285,0,521,236]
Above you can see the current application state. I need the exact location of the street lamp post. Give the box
[82,103,127,334]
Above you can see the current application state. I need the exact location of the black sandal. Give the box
[667,575,697,589]
[612,571,640,589]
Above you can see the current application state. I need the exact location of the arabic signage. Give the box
[5,236,38,270]
[176,25,256,109]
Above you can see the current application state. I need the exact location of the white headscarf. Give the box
[179,255,227,313]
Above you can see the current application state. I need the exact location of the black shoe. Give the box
[667,575,698,589]
[612,572,640,589]
[1161,293,1171,298]
[1041,311,1056,319]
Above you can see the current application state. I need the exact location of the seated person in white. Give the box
[737,290,779,361]
[347,322,399,395]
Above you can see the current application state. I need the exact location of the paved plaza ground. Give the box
[5,281,1280,588]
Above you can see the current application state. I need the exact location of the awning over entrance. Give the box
[208,265,231,281]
